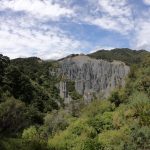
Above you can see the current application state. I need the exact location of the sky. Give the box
[0,0,150,59]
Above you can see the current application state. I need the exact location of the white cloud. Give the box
[75,0,134,35]
[98,0,131,17]
[132,20,150,50]
[0,30,81,59]
[143,0,150,5]
[85,16,133,34]
[129,9,150,51]
[97,0,134,34]
[0,0,150,59]
[0,0,73,21]
[0,0,86,59]
[0,20,83,59]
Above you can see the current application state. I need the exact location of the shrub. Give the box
[22,126,38,140]
[129,92,150,126]
[98,126,131,150]
[0,98,28,136]
[88,112,113,133]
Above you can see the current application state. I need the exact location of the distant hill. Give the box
[88,48,149,65]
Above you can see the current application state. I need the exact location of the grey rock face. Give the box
[59,81,72,104]
[58,55,130,102]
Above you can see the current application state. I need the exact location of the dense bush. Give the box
[0,50,150,150]
[48,50,150,150]
[0,98,28,136]
[0,138,48,150]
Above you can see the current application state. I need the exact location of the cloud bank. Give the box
[0,0,150,59]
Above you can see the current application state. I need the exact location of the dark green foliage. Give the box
[11,57,44,80]
[0,54,62,149]
[2,65,58,112]
[48,50,150,150]
[0,54,10,85]
[137,75,150,97]
[130,125,150,150]
[83,138,103,150]
[0,54,60,111]
[11,57,61,110]
[129,92,150,126]
[65,80,83,117]
[88,112,114,134]
[89,48,149,65]
[0,49,150,150]
[25,106,43,125]
[66,80,82,100]
[0,98,28,136]
[0,138,48,150]
[108,90,121,107]
[0,54,61,139]
[11,57,59,84]
[4,66,34,103]
[43,110,69,136]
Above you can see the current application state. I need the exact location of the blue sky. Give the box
[0,0,150,59]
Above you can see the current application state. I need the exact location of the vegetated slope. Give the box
[0,50,150,150]
[11,57,62,107]
[88,48,148,65]
[48,51,150,150]
[0,55,62,137]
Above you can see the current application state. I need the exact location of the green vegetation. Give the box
[0,49,150,149]
[47,50,150,150]
[88,48,149,65]
[0,54,62,149]
[66,80,82,100]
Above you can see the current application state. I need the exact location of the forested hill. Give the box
[0,49,150,150]
[0,55,62,136]
[88,48,149,65]
[48,49,150,150]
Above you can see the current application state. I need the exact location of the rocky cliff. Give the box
[58,54,130,103]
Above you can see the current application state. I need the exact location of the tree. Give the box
[4,66,34,103]
[0,98,28,136]
[108,90,121,107]
[0,54,10,85]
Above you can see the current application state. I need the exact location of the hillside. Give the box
[0,49,150,150]
[88,48,149,65]
[48,50,150,150]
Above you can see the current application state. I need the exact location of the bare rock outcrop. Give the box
[58,55,130,103]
